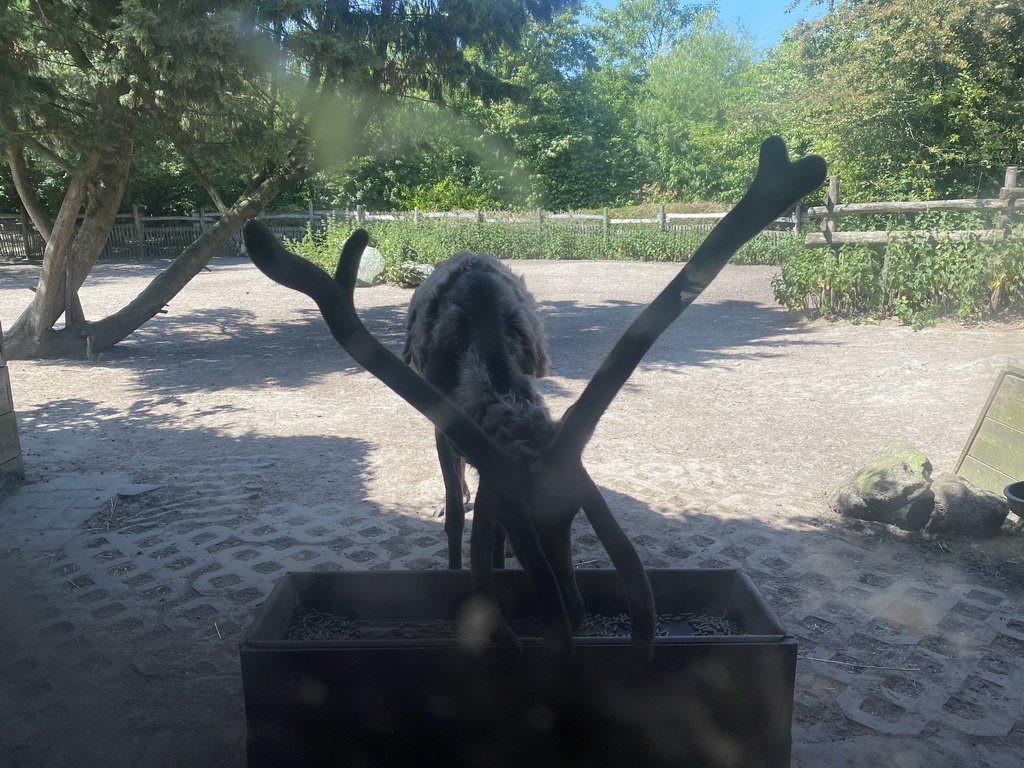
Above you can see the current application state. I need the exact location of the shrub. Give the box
[772,224,1024,327]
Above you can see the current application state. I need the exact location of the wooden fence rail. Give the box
[804,166,1021,248]
[0,203,799,262]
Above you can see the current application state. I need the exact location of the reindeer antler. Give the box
[244,220,576,654]
[548,136,827,464]
[245,221,515,476]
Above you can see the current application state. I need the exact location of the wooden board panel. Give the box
[986,374,1024,432]
[0,411,22,466]
[956,366,1024,494]
[968,418,1024,473]
[0,370,12,415]
[0,454,24,479]
[0,318,20,488]
[958,455,1015,496]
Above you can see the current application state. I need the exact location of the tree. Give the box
[575,0,714,204]
[590,0,705,79]
[2,1,270,358]
[771,0,1024,200]
[1,0,564,359]
[462,6,648,209]
[637,9,758,200]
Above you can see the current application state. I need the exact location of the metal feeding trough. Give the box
[239,568,797,768]
[1005,481,1024,517]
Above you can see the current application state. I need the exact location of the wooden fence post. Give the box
[658,204,667,232]
[356,205,365,224]
[792,204,802,234]
[992,166,1020,311]
[18,208,32,258]
[998,165,1019,229]
[821,175,839,245]
[603,207,610,234]
[132,204,144,242]
[536,207,543,233]
[413,208,419,226]
[308,200,316,229]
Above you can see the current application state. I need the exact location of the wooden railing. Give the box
[4,172,1021,262]
[0,203,799,262]
[803,166,1021,248]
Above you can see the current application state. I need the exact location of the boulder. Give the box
[356,246,385,287]
[925,472,1009,537]
[831,440,935,531]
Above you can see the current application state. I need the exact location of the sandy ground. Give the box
[0,254,1022,766]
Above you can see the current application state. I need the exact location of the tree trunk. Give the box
[2,168,92,358]
[55,166,308,358]
[6,145,54,240]
[3,146,131,359]
[1,106,56,240]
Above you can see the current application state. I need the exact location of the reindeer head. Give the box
[243,136,826,658]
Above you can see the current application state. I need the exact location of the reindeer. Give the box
[401,250,551,573]
[242,136,826,659]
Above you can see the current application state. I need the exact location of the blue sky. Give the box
[713,1,827,47]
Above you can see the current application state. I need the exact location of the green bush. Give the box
[772,225,1024,327]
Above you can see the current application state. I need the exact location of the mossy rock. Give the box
[831,439,935,531]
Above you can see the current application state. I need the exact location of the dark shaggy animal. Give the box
[402,251,552,571]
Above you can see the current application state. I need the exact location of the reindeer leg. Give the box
[434,431,467,569]
[536,516,585,631]
[467,482,521,650]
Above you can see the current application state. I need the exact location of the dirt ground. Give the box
[0,253,1022,767]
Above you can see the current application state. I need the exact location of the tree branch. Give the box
[5,146,53,241]
[21,134,75,174]
[173,140,230,214]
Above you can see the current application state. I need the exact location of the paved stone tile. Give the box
[1,461,1023,767]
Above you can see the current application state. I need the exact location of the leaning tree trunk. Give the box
[80,166,309,357]
[3,154,116,364]
[3,162,309,360]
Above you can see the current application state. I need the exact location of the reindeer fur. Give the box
[402,252,557,569]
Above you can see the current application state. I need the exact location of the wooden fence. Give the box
[803,166,1021,248]
[0,203,799,262]
[3,169,1021,262]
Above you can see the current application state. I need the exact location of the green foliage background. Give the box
[2,0,1022,327]
[772,217,1024,327]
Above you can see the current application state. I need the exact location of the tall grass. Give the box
[284,215,800,277]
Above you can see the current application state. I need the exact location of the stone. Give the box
[356,246,385,287]
[925,472,1009,537]
[831,439,935,531]
[116,483,162,498]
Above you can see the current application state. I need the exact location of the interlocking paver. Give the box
[1,258,1021,767]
